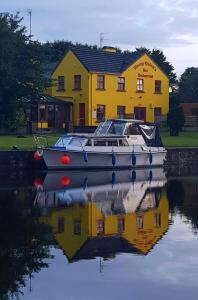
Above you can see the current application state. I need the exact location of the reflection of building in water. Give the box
[40,190,169,261]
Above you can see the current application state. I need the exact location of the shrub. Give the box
[167,106,185,136]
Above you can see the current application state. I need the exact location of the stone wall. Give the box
[165,148,198,177]
[0,150,46,172]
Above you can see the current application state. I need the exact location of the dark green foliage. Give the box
[167,179,198,234]
[0,188,53,298]
[0,13,49,129]
[166,179,185,213]
[41,40,99,64]
[167,105,185,136]
[179,67,198,103]
[133,46,150,56]
[169,90,180,110]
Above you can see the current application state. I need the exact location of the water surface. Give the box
[0,169,198,300]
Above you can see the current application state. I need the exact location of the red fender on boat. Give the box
[60,154,71,165]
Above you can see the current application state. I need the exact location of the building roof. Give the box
[69,235,141,262]
[70,47,141,74]
[44,62,59,79]
[39,95,73,105]
[23,94,73,105]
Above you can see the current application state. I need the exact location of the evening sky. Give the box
[1,0,198,76]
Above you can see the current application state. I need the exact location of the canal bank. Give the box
[0,150,46,172]
[0,148,198,173]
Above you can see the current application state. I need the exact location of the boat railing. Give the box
[33,135,54,148]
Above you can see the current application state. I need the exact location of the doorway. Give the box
[154,107,162,122]
[48,105,55,127]
[79,103,85,126]
[117,106,125,119]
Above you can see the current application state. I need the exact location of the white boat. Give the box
[34,119,167,170]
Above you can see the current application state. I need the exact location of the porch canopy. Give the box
[25,94,73,132]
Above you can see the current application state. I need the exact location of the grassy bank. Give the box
[0,135,58,150]
[0,131,198,150]
[162,131,198,148]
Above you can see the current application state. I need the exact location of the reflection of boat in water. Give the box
[36,168,169,261]
[34,119,166,169]
[34,168,166,211]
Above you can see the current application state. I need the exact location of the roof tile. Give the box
[71,47,140,74]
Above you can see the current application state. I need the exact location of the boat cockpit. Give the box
[94,119,142,136]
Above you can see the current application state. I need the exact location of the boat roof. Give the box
[58,133,126,139]
[104,119,159,126]
[108,118,144,123]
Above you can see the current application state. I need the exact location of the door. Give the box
[79,103,85,126]
[154,107,162,122]
[134,107,146,121]
[48,105,55,127]
[117,106,125,119]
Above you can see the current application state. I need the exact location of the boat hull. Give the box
[42,148,167,170]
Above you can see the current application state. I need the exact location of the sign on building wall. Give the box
[92,110,96,119]
[133,61,157,79]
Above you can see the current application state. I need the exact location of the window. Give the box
[136,215,143,229]
[118,139,128,146]
[155,80,162,93]
[96,105,105,122]
[137,79,144,92]
[124,124,140,135]
[74,219,81,235]
[117,106,125,119]
[108,122,126,135]
[74,75,81,89]
[69,137,86,147]
[118,77,125,91]
[86,139,93,146]
[94,140,106,146]
[39,105,46,122]
[97,75,105,90]
[57,76,65,91]
[58,217,65,233]
[154,213,161,228]
[191,108,198,115]
[96,219,104,235]
[107,140,118,146]
[117,218,125,233]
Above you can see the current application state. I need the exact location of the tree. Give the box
[41,40,99,64]
[169,89,180,110]
[0,13,49,129]
[167,105,185,136]
[179,67,198,103]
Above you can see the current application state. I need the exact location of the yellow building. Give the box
[47,46,169,127]
[41,191,169,261]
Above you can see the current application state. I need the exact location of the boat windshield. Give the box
[55,136,71,147]
[95,121,126,136]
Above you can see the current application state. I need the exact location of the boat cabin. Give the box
[53,119,163,149]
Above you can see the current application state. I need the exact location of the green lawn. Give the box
[0,135,59,150]
[162,131,198,148]
[0,131,198,150]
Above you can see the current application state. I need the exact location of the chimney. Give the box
[102,46,117,53]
